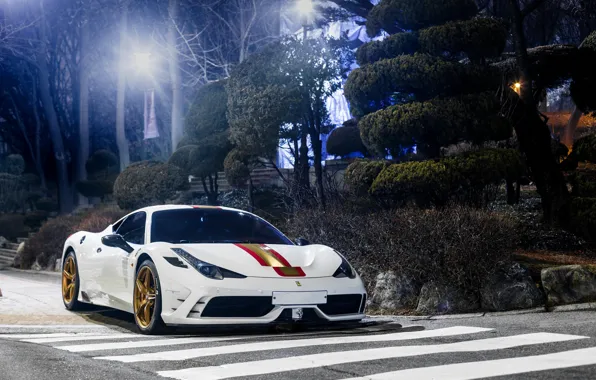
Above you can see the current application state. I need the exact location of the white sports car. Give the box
[61,205,367,334]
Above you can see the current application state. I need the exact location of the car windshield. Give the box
[150,208,293,245]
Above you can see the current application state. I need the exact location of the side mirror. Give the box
[295,237,311,246]
[101,234,134,253]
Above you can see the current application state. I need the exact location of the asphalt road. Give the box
[2,268,596,380]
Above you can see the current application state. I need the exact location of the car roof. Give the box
[135,204,249,215]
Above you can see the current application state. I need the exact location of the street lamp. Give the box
[133,52,154,76]
[295,0,317,39]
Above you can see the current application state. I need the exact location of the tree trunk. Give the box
[77,16,90,206]
[116,1,130,172]
[31,78,47,191]
[310,130,326,208]
[562,106,582,147]
[299,128,309,190]
[507,0,570,224]
[248,175,254,213]
[167,0,183,152]
[37,0,72,213]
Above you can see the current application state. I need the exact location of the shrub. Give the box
[35,197,59,212]
[419,17,506,62]
[358,92,507,156]
[366,0,478,35]
[5,154,25,175]
[569,197,596,243]
[113,161,189,210]
[570,167,596,197]
[21,214,82,269]
[85,150,118,175]
[0,173,25,212]
[285,203,519,292]
[356,32,419,65]
[75,180,114,199]
[223,148,251,188]
[326,125,368,157]
[344,54,499,116]
[0,214,26,241]
[24,210,49,229]
[76,206,128,232]
[344,159,390,196]
[572,133,596,163]
[571,31,596,115]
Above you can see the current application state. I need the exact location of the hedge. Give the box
[4,154,25,175]
[113,161,188,210]
[572,133,596,163]
[75,180,114,199]
[350,149,524,206]
[569,197,596,243]
[344,159,389,196]
[345,54,499,116]
[570,166,596,198]
[366,0,478,36]
[0,214,26,241]
[356,32,419,65]
[326,125,368,157]
[223,148,251,188]
[85,150,118,175]
[571,31,596,115]
[358,92,509,156]
[419,18,507,62]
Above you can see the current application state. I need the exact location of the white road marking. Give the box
[97,326,492,363]
[0,333,104,339]
[339,347,596,380]
[22,333,146,344]
[157,333,588,380]
[59,335,264,353]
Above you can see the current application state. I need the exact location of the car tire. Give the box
[62,251,82,311]
[133,260,166,335]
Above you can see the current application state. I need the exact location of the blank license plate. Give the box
[272,291,327,305]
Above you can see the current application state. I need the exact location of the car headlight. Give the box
[333,253,356,279]
[170,248,245,280]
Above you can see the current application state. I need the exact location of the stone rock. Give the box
[54,258,61,272]
[369,271,421,310]
[416,282,480,314]
[0,236,7,248]
[541,265,596,307]
[481,263,544,311]
[30,260,42,271]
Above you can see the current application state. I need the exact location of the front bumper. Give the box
[159,273,366,326]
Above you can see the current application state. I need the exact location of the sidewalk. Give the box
[0,269,92,325]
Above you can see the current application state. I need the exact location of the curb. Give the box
[2,267,61,277]
[548,302,596,312]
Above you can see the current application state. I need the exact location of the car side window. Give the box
[115,212,146,245]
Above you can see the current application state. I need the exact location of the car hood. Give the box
[165,243,343,278]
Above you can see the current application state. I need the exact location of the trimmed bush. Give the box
[24,210,49,229]
[285,203,519,292]
[572,133,596,163]
[326,126,368,157]
[419,17,506,62]
[0,173,25,212]
[5,154,25,175]
[76,206,128,233]
[356,32,419,65]
[358,92,508,156]
[223,148,251,189]
[345,54,499,116]
[571,31,596,115]
[85,150,118,174]
[570,166,596,197]
[366,0,478,36]
[113,161,189,210]
[35,197,59,212]
[0,214,26,241]
[344,159,389,196]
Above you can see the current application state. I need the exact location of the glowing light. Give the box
[133,52,153,75]
[295,0,314,16]
[514,82,521,90]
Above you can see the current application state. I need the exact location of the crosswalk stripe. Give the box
[157,333,588,380]
[339,346,596,380]
[58,335,266,353]
[0,333,104,340]
[97,326,492,363]
[22,333,145,344]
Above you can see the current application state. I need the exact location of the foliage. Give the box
[75,180,114,198]
[356,32,419,65]
[344,159,390,196]
[344,54,499,117]
[85,150,118,175]
[35,197,59,212]
[419,18,507,62]
[24,210,49,230]
[359,92,510,157]
[571,31,596,115]
[0,214,26,241]
[285,203,519,291]
[76,150,119,199]
[570,171,596,197]
[4,154,25,175]
[366,0,478,36]
[223,148,252,189]
[0,173,25,212]
[326,125,368,157]
[113,161,189,210]
[76,206,128,233]
[353,149,524,206]
[572,133,596,163]
[569,197,596,243]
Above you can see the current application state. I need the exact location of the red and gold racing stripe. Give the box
[235,244,306,277]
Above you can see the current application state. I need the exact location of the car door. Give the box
[92,211,146,310]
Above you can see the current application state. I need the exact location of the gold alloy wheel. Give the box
[134,266,157,328]
[62,256,77,303]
